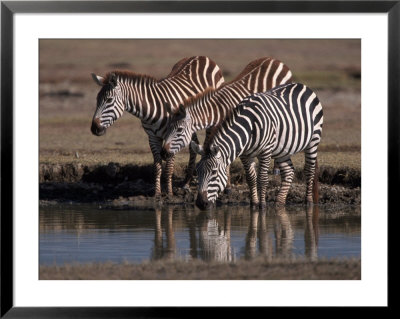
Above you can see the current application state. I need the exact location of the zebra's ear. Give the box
[109,73,118,88]
[165,102,172,115]
[91,73,105,86]
[190,141,205,156]
[178,104,186,116]
[210,145,221,157]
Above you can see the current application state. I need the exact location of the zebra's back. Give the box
[142,56,224,137]
[228,83,323,159]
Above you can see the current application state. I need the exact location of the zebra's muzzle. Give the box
[160,144,173,160]
[91,118,106,136]
[196,191,213,210]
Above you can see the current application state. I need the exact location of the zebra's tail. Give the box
[312,159,319,204]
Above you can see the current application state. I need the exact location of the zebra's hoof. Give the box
[306,200,314,207]
[224,188,232,195]
[250,202,260,211]
[250,201,259,208]
[166,193,175,200]
[154,194,163,203]
[274,201,285,207]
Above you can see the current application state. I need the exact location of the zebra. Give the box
[90,56,224,198]
[191,82,323,209]
[161,57,293,190]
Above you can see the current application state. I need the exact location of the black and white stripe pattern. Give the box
[90,56,224,197]
[162,57,292,189]
[163,57,293,157]
[192,83,323,209]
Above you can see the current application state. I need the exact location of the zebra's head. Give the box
[192,141,227,210]
[161,102,193,160]
[91,72,125,136]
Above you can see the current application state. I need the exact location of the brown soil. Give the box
[39,257,361,280]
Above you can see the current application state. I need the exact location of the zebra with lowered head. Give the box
[90,56,224,198]
[191,83,323,209]
[161,57,293,190]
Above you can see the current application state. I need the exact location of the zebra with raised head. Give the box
[161,57,293,189]
[191,82,323,209]
[90,56,224,198]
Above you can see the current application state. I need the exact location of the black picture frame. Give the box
[1,1,395,317]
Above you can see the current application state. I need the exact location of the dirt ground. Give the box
[39,257,361,280]
[39,39,361,205]
[40,39,360,168]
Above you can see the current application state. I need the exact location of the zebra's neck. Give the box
[123,76,172,125]
[212,124,250,168]
[210,102,260,166]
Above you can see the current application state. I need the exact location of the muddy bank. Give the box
[39,162,361,205]
[39,257,361,280]
[40,162,361,187]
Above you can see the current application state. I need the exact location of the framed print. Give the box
[1,0,396,317]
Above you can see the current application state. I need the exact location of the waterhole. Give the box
[40,204,360,265]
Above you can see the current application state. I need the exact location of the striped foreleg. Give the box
[149,136,163,199]
[304,150,319,205]
[257,151,272,206]
[275,158,295,206]
[164,154,176,196]
[240,156,259,206]
[225,165,232,194]
[182,133,200,190]
[304,131,321,204]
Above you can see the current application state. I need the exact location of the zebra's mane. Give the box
[163,57,191,79]
[221,57,273,86]
[104,71,158,84]
[103,56,203,85]
[203,103,241,154]
[203,124,221,154]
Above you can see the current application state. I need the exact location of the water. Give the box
[39,204,360,265]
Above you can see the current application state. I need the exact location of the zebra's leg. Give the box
[225,165,232,194]
[149,135,163,199]
[275,158,295,206]
[165,154,176,196]
[257,151,272,207]
[182,132,200,190]
[240,156,259,206]
[304,139,320,205]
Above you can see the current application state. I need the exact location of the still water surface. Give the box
[40,204,360,265]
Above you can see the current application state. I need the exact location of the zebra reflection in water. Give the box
[150,205,319,262]
[152,207,176,261]
[304,205,319,261]
[245,206,319,261]
[245,208,273,260]
[196,210,233,263]
[151,207,233,263]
